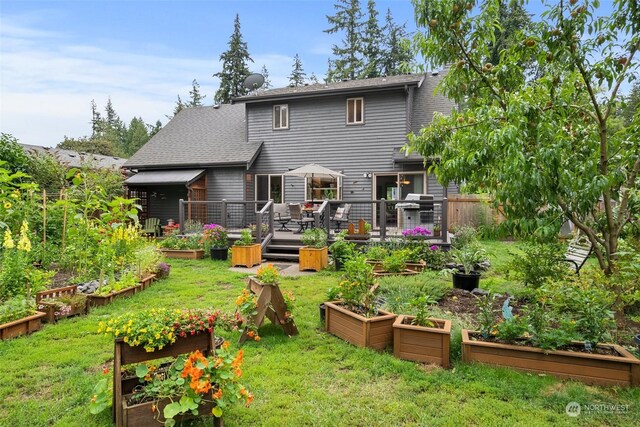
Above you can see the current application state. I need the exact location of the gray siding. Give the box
[206,167,245,201]
[149,185,188,223]
[248,91,415,202]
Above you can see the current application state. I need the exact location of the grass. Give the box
[0,244,639,427]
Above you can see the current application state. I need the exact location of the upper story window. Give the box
[346,97,364,125]
[273,104,289,130]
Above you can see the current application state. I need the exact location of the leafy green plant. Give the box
[255,263,279,285]
[452,241,487,274]
[234,229,254,246]
[451,226,478,250]
[329,231,357,268]
[525,303,579,351]
[507,242,569,290]
[301,228,327,248]
[381,248,413,273]
[410,296,437,328]
[494,316,528,342]
[475,292,497,339]
[365,245,388,261]
[158,234,202,250]
[0,296,36,324]
[335,254,379,316]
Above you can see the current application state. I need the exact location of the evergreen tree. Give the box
[380,9,414,76]
[90,99,102,136]
[309,72,320,84]
[261,65,272,90]
[214,14,253,103]
[188,79,206,106]
[172,95,186,118]
[57,136,118,156]
[621,81,640,126]
[489,1,533,67]
[361,0,383,78]
[148,120,163,137]
[123,117,150,156]
[288,54,307,86]
[325,0,364,81]
[103,98,126,155]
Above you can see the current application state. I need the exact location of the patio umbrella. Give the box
[283,163,344,201]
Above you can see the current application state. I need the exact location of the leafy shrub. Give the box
[329,231,358,268]
[451,226,478,250]
[378,274,449,314]
[0,296,35,324]
[365,245,388,261]
[158,234,202,250]
[301,228,327,248]
[507,242,569,290]
[234,229,254,246]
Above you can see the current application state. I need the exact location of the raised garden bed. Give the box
[121,393,220,427]
[367,260,426,273]
[160,249,204,260]
[36,284,88,323]
[461,330,640,387]
[324,301,396,350]
[87,284,141,307]
[138,274,156,290]
[393,315,451,368]
[372,269,420,278]
[0,311,47,340]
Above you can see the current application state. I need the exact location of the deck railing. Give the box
[179,198,448,242]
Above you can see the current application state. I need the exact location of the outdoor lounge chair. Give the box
[332,203,351,231]
[274,203,292,231]
[561,237,593,274]
[141,217,161,237]
[288,203,314,234]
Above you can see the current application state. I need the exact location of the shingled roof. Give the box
[21,144,127,169]
[233,74,424,103]
[124,104,261,169]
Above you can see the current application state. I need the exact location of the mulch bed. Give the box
[436,288,525,322]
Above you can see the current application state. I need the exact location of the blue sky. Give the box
[0,0,417,147]
[0,0,624,149]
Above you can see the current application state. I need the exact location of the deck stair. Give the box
[262,238,303,262]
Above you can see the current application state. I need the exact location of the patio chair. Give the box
[332,203,351,231]
[561,237,593,275]
[274,203,292,231]
[141,217,161,237]
[288,203,314,234]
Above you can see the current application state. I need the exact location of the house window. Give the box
[273,104,289,129]
[305,176,341,201]
[256,174,283,203]
[346,97,364,125]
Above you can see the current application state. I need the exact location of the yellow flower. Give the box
[3,202,11,209]
[17,221,31,252]
[3,230,14,249]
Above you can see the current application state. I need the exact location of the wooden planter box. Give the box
[373,269,420,278]
[461,330,640,387]
[393,315,451,368]
[324,301,396,350]
[87,284,141,307]
[121,394,220,427]
[299,246,328,271]
[231,244,261,268]
[160,249,204,260]
[114,332,215,426]
[138,274,156,290]
[367,260,426,273]
[36,285,88,323]
[0,311,46,340]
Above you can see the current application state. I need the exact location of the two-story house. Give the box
[123,72,458,227]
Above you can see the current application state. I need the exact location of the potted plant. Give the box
[329,231,357,271]
[433,223,442,237]
[158,234,205,259]
[393,296,451,367]
[324,255,396,350]
[462,289,640,386]
[450,241,486,291]
[231,229,261,268]
[203,223,228,260]
[299,228,329,271]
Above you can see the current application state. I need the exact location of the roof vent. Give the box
[288,83,295,87]
[304,83,309,86]
[213,104,220,109]
[341,78,349,82]
[431,71,439,76]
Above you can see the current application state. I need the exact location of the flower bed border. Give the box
[87,284,141,307]
[324,301,396,350]
[160,249,204,260]
[36,284,88,323]
[0,311,47,340]
[461,329,640,387]
[393,315,451,368]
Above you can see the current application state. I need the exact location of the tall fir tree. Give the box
[172,95,186,118]
[188,79,206,106]
[214,14,253,104]
[148,120,163,138]
[288,54,307,86]
[308,72,320,84]
[380,9,414,76]
[489,0,533,67]
[123,117,150,156]
[361,0,384,78]
[325,0,364,81]
[90,99,102,136]
[260,65,272,90]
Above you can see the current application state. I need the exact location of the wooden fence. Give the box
[447,195,505,231]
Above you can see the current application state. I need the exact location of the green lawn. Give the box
[0,244,638,427]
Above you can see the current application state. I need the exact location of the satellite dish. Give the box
[243,73,265,90]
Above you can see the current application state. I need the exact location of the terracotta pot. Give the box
[393,315,451,367]
[461,330,640,387]
[324,301,396,350]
